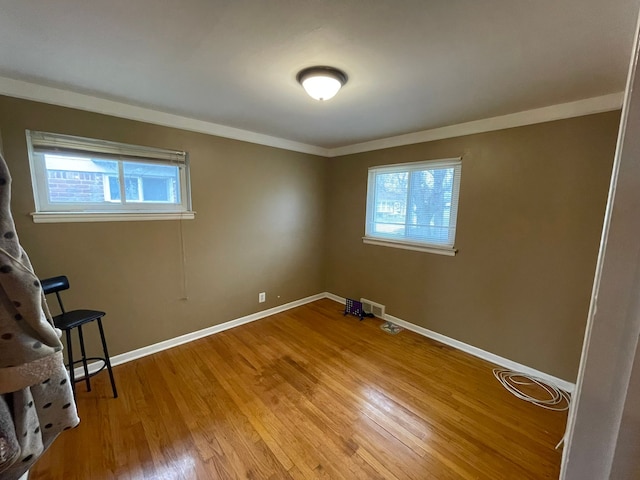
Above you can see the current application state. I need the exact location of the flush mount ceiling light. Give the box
[297,66,348,101]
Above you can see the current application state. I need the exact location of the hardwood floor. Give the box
[30,299,567,479]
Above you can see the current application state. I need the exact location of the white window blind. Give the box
[28,131,186,164]
[364,158,462,254]
[26,130,193,222]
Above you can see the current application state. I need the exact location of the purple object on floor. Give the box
[344,298,365,320]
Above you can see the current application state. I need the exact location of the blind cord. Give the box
[178,218,188,301]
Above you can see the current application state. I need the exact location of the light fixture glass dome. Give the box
[297,66,348,101]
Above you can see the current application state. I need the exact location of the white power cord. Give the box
[493,368,570,449]
[492,368,570,411]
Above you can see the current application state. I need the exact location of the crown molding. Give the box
[0,76,330,157]
[327,93,624,157]
[0,76,622,158]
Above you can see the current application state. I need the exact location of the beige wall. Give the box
[0,95,327,359]
[325,112,620,381]
[0,94,620,382]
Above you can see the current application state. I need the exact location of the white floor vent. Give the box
[360,298,386,318]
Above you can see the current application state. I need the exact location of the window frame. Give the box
[363,157,462,256]
[26,130,194,223]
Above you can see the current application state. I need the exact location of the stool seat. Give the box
[53,309,106,330]
[40,275,118,400]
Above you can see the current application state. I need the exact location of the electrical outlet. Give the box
[259,292,266,303]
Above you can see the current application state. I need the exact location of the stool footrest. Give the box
[67,357,109,382]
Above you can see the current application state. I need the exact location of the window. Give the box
[364,158,462,255]
[26,131,193,222]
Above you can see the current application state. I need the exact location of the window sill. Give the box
[362,236,457,256]
[31,211,196,224]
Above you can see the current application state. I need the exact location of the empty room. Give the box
[1,1,639,479]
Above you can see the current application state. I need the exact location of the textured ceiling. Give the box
[0,0,638,148]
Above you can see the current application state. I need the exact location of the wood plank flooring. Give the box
[30,299,567,479]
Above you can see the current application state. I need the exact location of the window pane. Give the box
[123,162,179,204]
[407,167,454,243]
[108,176,121,201]
[373,172,408,236]
[124,176,140,201]
[142,177,169,201]
[44,154,119,204]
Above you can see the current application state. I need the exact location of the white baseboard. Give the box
[325,292,346,303]
[74,291,575,393]
[73,292,326,378]
[327,292,575,393]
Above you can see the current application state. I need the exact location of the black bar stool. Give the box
[40,275,118,399]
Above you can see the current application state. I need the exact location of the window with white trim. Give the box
[364,158,462,255]
[26,131,193,222]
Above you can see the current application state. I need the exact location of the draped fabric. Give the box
[0,153,79,479]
